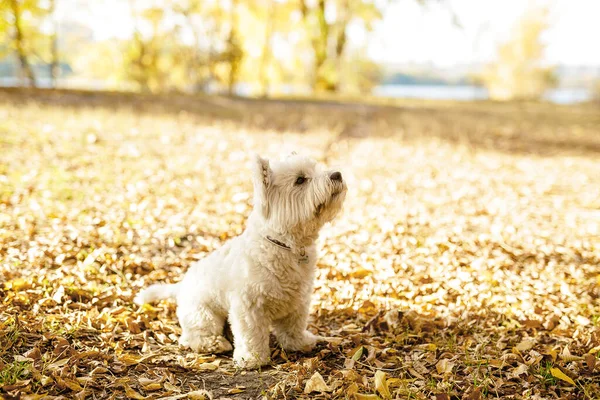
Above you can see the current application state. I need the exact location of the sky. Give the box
[60,0,600,68]
[367,0,600,67]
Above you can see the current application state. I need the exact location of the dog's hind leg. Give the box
[177,304,232,354]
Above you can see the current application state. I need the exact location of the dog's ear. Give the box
[252,154,272,218]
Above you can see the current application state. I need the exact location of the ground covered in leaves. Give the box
[1,88,599,399]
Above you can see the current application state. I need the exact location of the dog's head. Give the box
[252,152,346,236]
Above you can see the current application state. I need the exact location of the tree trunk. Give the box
[10,0,36,87]
[50,0,60,87]
[300,0,330,92]
[313,0,329,92]
[332,0,349,92]
[226,0,239,96]
[259,0,275,97]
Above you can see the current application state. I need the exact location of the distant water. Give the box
[374,84,593,104]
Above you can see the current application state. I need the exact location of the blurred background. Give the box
[1,0,599,103]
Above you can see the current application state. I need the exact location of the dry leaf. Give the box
[374,371,391,399]
[585,353,596,372]
[157,390,212,400]
[304,372,330,394]
[124,385,146,400]
[559,346,582,362]
[163,382,181,392]
[509,363,528,379]
[549,368,575,385]
[436,359,454,374]
[346,383,359,396]
[514,339,535,353]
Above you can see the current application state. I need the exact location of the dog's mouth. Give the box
[315,186,346,216]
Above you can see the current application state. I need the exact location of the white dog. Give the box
[135,153,346,368]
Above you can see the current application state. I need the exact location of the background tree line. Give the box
[1,0,391,96]
[1,0,565,100]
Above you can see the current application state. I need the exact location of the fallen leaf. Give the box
[550,368,575,385]
[352,346,365,361]
[157,390,212,400]
[304,372,330,394]
[355,395,379,400]
[585,353,596,372]
[509,363,528,379]
[514,338,535,353]
[436,359,454,374]
[47,358,70,370]
[124,385,146,399]
[374,370,391,399]
[560,346,582,362]
[163,382,181,392]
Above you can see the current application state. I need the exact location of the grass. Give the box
[0,87,599,399]
[537,362,559,388]
[0,361,31,386]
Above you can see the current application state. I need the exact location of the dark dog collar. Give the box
[265,236,308,264]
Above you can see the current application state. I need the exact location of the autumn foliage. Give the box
[1,89,600,399]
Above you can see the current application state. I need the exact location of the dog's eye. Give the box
[295,176,306,185]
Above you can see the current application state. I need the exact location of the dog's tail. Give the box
[134,283,179,305]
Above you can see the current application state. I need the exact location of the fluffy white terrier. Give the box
[135,152,346,368]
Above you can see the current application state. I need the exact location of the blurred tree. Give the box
[124,4,182,92]
[225,0,243,95]
[173,0,210,91]
[49,0,59,87]
[4,0,41,86]
[298,0,382,92]
[339,51,382,94]
[258,0,275,97]
[481,6,556,101]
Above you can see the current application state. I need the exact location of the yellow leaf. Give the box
[124,385,146,399]
[436,359,454,374]
[416,343,437,352]
[355,394,380,400]
[187,391,212,400]
[543,348,558,362]
[118,354,141,366]
[197,360,220,371]
[374,371,391,400]
[142,383,162,391]
[5,278,28,290]
[164,382,181,392]
[347,383,359,396]
[304,372,330,394]
[227,387,245,394]
[352,346,365,361]
[514,338,535,353]
[55,376,83,392]
[550,368,575,385]
[560,346,582,362]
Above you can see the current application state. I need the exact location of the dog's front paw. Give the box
[280,331,318,352]
[179,335,233,354]
[233,350,270,370]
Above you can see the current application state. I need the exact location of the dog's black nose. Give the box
[330,171,342,182]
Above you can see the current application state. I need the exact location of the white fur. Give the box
[135,153,347,369]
